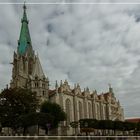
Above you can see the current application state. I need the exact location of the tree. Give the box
[18,112,54,135]
[113,121,124,135]
[123,122,136,135]
[104,120,114,135]
[0,88,39,134]
[40,101,66,131]
[136,122,140,135]
[98,120,113,135]
[79,119,98,135]
[18,112,38,135]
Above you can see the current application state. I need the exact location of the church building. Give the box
[10,4,124,135]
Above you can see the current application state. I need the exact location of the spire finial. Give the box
[22,0,28,24]
[23,1,26,10]
[108,83,114,94]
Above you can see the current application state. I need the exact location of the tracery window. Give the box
[78,101,83,120]
[97,104,100,120]
[65,99,71,125]
[35,82,38,87]
[88,102,92,118]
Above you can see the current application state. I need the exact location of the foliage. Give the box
[79,119,98,129]
[113,121,124,131]
[70,121,79,128]
[136,122,140,131]
[79,118,137,135]
[105,120,114,130]
[40,101,66,129]
[0,88,39,131]
[123,121,136,131]
[18,112,54,135]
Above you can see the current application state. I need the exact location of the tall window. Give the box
[97,104,100,120]
[42,91,45,96]
[23,58,26,72]
[65,99,71,125]
[78,101,83,120]
[100,104,103,120]
[28,58,33,74]
[35,82,39,88]
[104,105,107,120]
[92,103,95,118]
[88,102,92,118]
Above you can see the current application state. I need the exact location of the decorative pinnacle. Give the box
[55,80,58,89]
[108,83,111,88]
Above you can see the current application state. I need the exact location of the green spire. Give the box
[18,3,32,55]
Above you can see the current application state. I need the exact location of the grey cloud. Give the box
[1,0,140,118]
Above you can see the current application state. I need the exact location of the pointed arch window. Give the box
[88,102,92,118]
[104,105,107,120]
[35,82,38,88]
[97,104,100,120]
[65,99,71,125]
[28,58,33,74]
[42,83,45,88]
[43,90,45,96]
[78,101,83,120]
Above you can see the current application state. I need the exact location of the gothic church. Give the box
[10,4,124,135]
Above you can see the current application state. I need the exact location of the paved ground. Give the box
[0,137,140,140]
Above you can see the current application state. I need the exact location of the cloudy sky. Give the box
[1,0,140,118]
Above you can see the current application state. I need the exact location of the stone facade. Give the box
[49,81,124,135]
[10,4,124,135]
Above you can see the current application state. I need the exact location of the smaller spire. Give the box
[32,55,45,78]
[6,84,8,89]
[94,90,97,94]
[55,80,58,89]
[86,87,89,92]
[60,80,63,86]
[74,83,76,89]
[64,79,68,84]
[77,83,80,88]
[108,83,114,95]
[46,77,49,82]
[84,88,85,92]
[117,100,120,105]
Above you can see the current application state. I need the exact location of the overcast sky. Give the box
[1,0,140,118]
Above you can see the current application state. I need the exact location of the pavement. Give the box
[0,136,140,140]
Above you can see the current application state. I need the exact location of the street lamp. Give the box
[46,123,51,135]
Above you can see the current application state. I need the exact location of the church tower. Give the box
[10,4,49,101]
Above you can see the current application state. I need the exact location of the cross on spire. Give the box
[23,1,26,10]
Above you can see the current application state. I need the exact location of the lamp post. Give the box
[46,123,51,136]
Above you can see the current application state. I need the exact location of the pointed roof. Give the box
[18,3,32,55]
[32,55,45,79]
